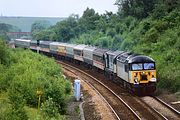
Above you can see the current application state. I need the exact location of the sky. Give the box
[0,0,118,17]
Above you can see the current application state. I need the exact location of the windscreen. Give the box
[144,63,155,70]
[131,63,155,70]
[132,63,143,70]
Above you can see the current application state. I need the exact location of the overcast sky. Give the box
[0,0,118,17]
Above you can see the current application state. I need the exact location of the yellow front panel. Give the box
[130,70,156,84]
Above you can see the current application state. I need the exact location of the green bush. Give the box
[0,39,11,66]
[4,81,28,120]
[0,46,72,120]
[41,97,60,119]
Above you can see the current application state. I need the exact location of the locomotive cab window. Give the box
[131,63,143,70]
[144,63,155,70]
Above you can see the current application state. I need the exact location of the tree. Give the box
[79,8,100,31]
[33,29,56,41]
[54,15,79,42]
[31,20,51,39]
[116,0,155,19]
[0,23,13,40]
[0,39,11,65]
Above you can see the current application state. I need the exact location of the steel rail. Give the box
[62,65,121,120]
[59,61,141,120]
[153,96,180,116]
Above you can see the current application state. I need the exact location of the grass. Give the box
[75,105,80,115]
[0,91,43,120]
[25,106,41,120]
[0,92,9,119]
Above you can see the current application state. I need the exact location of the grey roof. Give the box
[50,42,62,46]
[93,48,109,57]
[30,40,37,43]
[128,55,155,63]
[106,50,124,56]
[65,43,77,48]
[15,39,31,42]
[40,41,52,45]
[117,52,155,63]
[74,44,88,50]
[83,46,97,52]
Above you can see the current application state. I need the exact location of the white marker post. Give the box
[74,79,81,101]
[37,46,40,54]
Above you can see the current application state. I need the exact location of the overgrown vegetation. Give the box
[0,40,71,119]
[32,0,180,93]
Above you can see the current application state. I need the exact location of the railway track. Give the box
[63,66,120,120]
[59,61,141,120]
[141,96,180,120]
[57,60,179,120]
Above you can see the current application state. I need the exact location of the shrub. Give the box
[41,97,60,119]
[5,81,28,120]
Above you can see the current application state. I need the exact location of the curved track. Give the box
[59,61,141,120]
[141,96,180,120]
[57,60,175,120]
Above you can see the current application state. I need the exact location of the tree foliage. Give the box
[31,20,51,39]
[0,23,20,40]
[0,44,72,119]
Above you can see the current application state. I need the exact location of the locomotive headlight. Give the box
[152,72,154,77]
[152,72,154,75]
[141,72,145,75]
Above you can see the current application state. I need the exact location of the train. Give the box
[14,39,157,95]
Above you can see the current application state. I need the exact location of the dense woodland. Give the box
[31,0,180,93]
